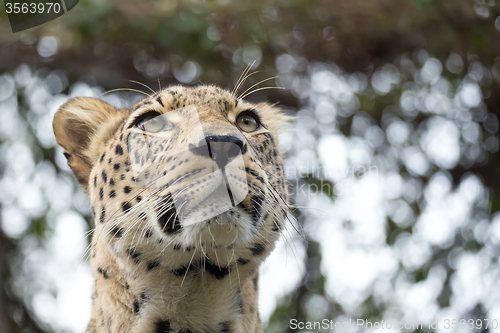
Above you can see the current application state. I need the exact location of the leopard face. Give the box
[53,85,290,283]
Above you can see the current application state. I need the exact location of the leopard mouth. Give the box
[156,193,182,235]
[156,180,242,235]
[175,181,240,225]
[158,162,248,219]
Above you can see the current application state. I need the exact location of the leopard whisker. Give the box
[74,228,96,279]
[155,199,180,235]
[231,61,255,96]
[207,225,221,269]
[263,182,305,241]
[180,246,198,287]
[98,88,152,98]
[279,221,305,274]
[239,86,285,100]
[157,229,184,257]
[229,242,242,291]
[233,70,263,97]
[128,80,156,94]
[238,76,279,100]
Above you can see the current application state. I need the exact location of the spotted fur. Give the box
[53,85,290,333]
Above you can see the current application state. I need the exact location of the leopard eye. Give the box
[236,112,260,133]
[136,113,173,133]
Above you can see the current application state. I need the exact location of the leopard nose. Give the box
[192,133,246,169]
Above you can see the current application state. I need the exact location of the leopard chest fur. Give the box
[53,85,290,333]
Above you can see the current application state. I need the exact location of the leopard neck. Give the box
[85,228,264,333]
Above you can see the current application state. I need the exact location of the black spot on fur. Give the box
[203,260,230,280]
[115,145,124,155]
[158,209,181,234]
[250,243,265,256]
[237,202,248,214]
[145,229,153,238]
[109,178,115,186]
[94,175,97,187]
[133,299,140,314]
[125,282,130,289]
[99,188,104,200]
[124,186,132,194]
[111,227,123,238]
[272,221,281,232]
[113,163,120,170]
[97,267,109,279]
[154,320,171,333]
[245,167,265,184]
[219,322,231,333]
[147,261,160,270]
[122,202,131,213]
[100,153,105,163]
[261,212,269,223]
[237,258,250,265]
[223,100,230,113]
[173,243,181,250]
[157,195,181,235]
[100,208,106,223]
[101,171,107,184]
[156,95,164,107]
[250,194,265,225]
[127,248,141,263]
[109,190,116,198]
[171,266,189,277]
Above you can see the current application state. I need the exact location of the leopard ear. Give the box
[53,97,123,193]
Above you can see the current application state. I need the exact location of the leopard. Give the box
[52,84,291,333]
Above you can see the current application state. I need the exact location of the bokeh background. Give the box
[1,0,500,332]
